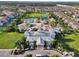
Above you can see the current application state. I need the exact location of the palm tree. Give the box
[22,37,27,50]
[16,40,27,54]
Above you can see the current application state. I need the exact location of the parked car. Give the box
[36,54,49,57]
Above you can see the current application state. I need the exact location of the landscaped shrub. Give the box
[14,49,19,55]
[51,54,59,57]
[25,54,32,57]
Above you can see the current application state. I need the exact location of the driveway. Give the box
[0,49,62,57]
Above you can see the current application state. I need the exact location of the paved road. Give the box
[0,47,63,57]
[0,49,24,57]
[24,49,62,57]
[0,49,62,57]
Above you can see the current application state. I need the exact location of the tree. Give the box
[50,21,56,27]
[52,40,58,48]
[44,41,47,49]
[33,41,37,49]
[16,12,28,25]
[8,20,17,32]
[27,41,30,50]
[7,25,15,32]
[15,40,23,51]
[22,37,27,50]
[32,28,38,31]
[25,54,32,57]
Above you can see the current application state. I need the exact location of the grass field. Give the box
[0,32,23,49]
[64,33,79,52]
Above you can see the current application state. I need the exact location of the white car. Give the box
[36,54,42,57]
[36,54,49,57]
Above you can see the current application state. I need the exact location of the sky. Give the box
[0,0,79,2]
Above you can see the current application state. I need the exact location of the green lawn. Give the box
[26,13,49,18]
[0,32,23,49]
[64,34,79,52]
